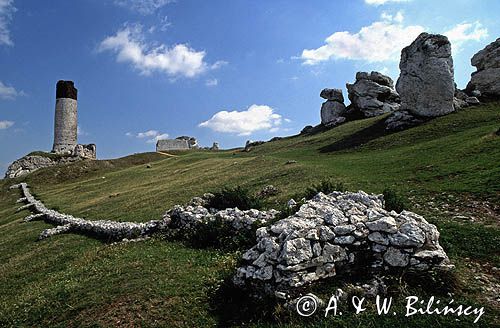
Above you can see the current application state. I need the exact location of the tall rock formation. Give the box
[396,33,455,117]
[466,38,500,100]
[320,88,346,127]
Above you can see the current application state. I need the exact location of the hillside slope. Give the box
[0,103,499,327]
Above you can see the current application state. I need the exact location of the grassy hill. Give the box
[0,103,499,327]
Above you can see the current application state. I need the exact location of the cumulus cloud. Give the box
[0,0,15,46]
[0,80,24,99]
[0,120,14,129]
[300,12,425,64]
[113,0,173,15]
[99,25,222,78]
[365,0,412,5]
[199,104,285,136]
[444,21,488,51]
[127,129,169,143]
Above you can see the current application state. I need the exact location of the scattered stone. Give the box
[285,160,297,165]
[466,38,500,99]
[466,96,480,105]
[346,71,400,118]
[244,140,265,152]
[258,185,280,198]
[396,33,455,117]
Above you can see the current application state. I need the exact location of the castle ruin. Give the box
[52,80,96,158]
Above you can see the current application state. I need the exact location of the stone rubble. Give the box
[233,190,452,295]
[4,153,92,179]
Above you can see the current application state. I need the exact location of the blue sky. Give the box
[1,0,499,174]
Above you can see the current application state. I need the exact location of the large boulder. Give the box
[320,88,347,127]
[233,191,451,294]
[346,71,400,118]
[466,38,500,100]
[396,33,455,117]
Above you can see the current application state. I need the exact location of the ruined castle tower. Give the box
[52,80,78,154]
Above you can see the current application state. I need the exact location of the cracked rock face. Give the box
[466,38,500,99]
[396,33,455,118]
[346,71,400,118]
[233,191,452,294]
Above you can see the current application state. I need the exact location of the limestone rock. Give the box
[320,100,346,126]
[385,110,425,131]
[233,190,452,294]
[320,88,344,102]
[73,144,96,159]
[4,151,92,179]
[396,33,455,117]
[466,38,500,99]
[346,71,400,118]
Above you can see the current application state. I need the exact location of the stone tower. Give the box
[52,80,78,154]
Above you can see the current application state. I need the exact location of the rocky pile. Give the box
[346,71,400,118]
[466,38,500,100]
[320,88,347,127]
[11,183,162,240]
[4,149,95,179]
[163,203,279,232]
[233,191,452,294]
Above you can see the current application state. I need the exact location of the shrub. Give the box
[183,217,262,251]
[207,186,263,210]
[303,179,346,200]
[383,188,408,213]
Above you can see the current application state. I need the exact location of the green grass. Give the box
[1,103,499,327]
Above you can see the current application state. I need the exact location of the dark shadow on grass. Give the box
[319,118,397,153]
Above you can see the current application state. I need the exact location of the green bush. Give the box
[303,179,346,200]
[383,188,408,213]
[207,186,263,210]
[183,217,261,251]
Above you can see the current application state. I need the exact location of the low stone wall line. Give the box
[10,183,162,241]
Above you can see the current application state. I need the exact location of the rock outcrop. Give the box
[396,33,455,117]
[320,88,347,127]
[4,150,94,179]
[233,191,452,294]
[466,38,500,100]
[346,71,400,118]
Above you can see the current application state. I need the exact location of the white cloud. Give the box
[199,104,285,136]
[99,25,221,78]
[365,0,412,5]
[127,129,169,143]
[113,0,173,15]
[0,80,24,99]
[0,120,14,129]
[0,0,15,46]
[444,21,488,51]
[300,12,425,64]
[205,78,218,87]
